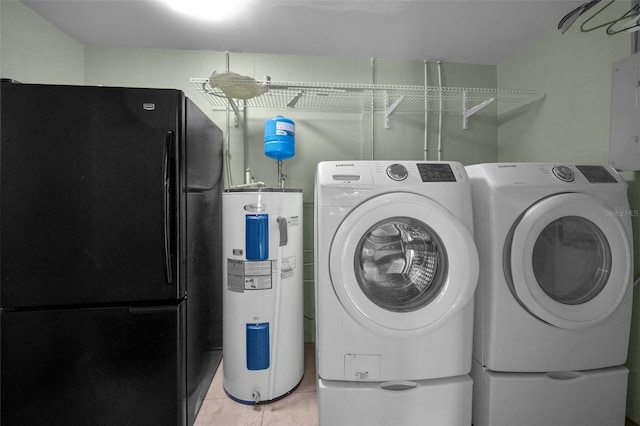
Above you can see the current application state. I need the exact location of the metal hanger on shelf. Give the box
[557,0,640,34]
[579,0,639,32]
[558,0,601,33]
[606,8,640,34]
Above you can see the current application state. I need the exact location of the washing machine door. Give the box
[329,192,478,337]
[506,193,632,329]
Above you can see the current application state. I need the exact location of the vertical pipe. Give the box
[243,100,249,177]
[371,57,376,161]
[437,60,443,161]
[424,60,429,161]
[225,51,233,187]
[277,160,284,188]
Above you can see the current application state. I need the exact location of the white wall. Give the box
[497,2,630,163]
[0,0,84,84]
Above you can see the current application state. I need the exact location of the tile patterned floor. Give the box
[194,342,640,426]
[194,342,318,426]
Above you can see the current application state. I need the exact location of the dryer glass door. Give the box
[532,216,611,305]
[507,193,632,329]
[354,217,448,313]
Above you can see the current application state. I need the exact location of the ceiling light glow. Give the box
[161,0,250,22]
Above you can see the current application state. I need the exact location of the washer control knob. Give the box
[552,165,575,182]
[386,163,408,181]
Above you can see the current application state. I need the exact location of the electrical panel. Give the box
[610,51,640,171]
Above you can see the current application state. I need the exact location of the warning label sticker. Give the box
[227,259,273,293]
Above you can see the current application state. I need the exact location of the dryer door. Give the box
[329,192,478,337]
[506,193,632,329]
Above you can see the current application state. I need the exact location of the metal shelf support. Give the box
[384,91,404,129]
[463,91,496,130]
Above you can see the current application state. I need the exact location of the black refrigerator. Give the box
[0,80,224,426]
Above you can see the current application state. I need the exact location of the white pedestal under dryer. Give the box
[315,161,479,426]
[466,163,634,426]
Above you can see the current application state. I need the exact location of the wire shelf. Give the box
[190,77,540,112]
[189,77,542,129]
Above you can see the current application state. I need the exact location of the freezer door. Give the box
[0,83,182,307]
[0,305,186,426]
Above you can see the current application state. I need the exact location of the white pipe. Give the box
[225,51,233,187]
[243,100,249,176]
[370,57,376,160]
[268,218,286,400]
[424,60,429,161]
[437,60,443,161]
[232,182,265,189]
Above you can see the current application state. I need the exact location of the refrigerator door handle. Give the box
[163,130,174,284]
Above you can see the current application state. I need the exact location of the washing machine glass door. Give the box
[507,193,632,329]
[329,192,478,337]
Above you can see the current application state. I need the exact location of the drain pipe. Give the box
[437,60,443,161]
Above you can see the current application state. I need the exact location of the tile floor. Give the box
[194,342,640,426]
[194,342,318,426]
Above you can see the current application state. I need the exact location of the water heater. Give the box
[222,188,304,404]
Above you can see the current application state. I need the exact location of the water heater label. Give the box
[227,259,273,293]
[288,215,300,227]
[281,255,296,280]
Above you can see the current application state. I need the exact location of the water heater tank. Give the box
[222,188,304,404]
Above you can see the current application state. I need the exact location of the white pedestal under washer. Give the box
[315,161,478,426]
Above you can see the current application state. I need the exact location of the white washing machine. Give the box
[315,161,479,426]
[466,163,633,426]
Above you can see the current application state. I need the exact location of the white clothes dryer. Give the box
[466,163,633,426]
[466,163,633,373]
[315,161,478,426]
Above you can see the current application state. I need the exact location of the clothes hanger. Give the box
[606,7,640,34]
[580,0,638,32]
[558,0,601,33]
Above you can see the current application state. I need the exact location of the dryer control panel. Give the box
[469,163,623,186]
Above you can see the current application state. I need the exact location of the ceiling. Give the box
[21,0,584,65]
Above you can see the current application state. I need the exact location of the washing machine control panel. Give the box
[380,163,460,183]
[386,163,409,181]
[417,163,457,182]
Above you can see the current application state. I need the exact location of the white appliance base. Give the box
[472,359,628,426]
[318,375,472,426]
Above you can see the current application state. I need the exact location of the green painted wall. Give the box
[497,1,639,421]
